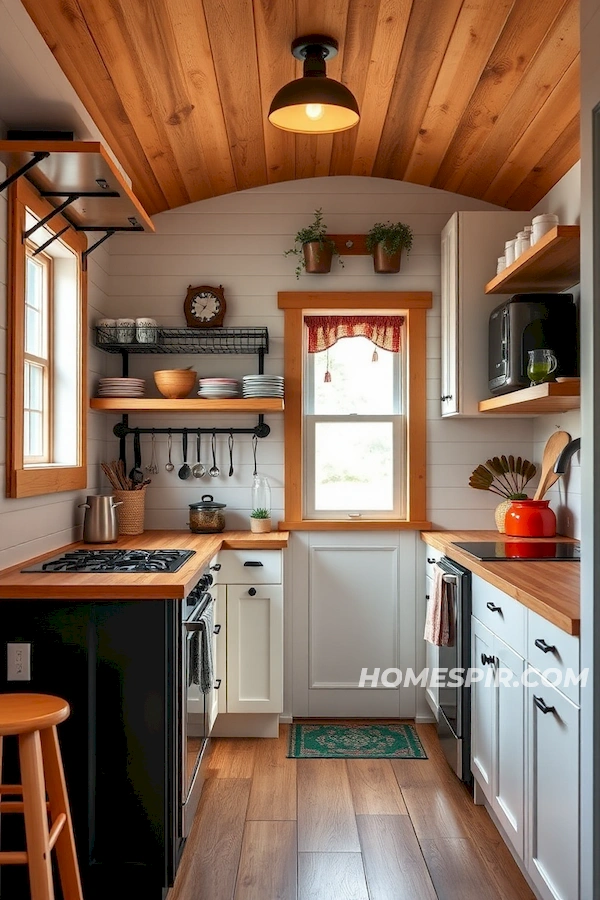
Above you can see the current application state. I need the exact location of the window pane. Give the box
[28,363,43,411]
[25,411,43,458]
[25,305,43,357]
[314,421,394,511]
[26,258,43,309]
[312,337,396,414]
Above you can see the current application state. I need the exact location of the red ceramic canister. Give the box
[505,500,557,537]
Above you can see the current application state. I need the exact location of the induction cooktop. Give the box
[452,541,580,561]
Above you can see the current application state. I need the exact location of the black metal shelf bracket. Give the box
[31,224,71,257]
[24,194,77,242]
[0,150,50,194]
[82,230,115,270]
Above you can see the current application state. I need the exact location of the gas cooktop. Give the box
[22,549,196,573]
[452,541,580,562]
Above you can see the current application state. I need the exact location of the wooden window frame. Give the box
[278,292,432,531]
[7,177,87,498]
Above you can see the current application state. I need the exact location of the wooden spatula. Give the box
[533,431,572,500]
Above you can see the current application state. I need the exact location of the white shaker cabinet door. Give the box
[527,678,579,900]
[211,585,226,722]
[492,635,525,858]
[226,583,283,714]
[425,575,439,717]
[471,616,495,802]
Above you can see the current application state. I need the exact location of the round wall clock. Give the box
[184,284,226,328]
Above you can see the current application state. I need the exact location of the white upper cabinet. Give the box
[440,211,527,417]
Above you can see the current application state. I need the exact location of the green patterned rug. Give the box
[287,723,427,759]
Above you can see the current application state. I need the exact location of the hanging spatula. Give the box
[533,430,572,500]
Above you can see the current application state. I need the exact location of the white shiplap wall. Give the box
[105,175,534,530]
[530,162,581,538]
[0,158,111,568]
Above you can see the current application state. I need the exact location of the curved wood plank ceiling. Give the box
[22,0,580,215]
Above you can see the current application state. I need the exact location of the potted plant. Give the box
[250,508,272,533]
[285,208,343,278]
[366,221,414,273]
[468,455,537,533]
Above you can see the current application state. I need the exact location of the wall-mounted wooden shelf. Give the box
[484,226,580,294]
[478,381,580,415]
[90,398,284,413]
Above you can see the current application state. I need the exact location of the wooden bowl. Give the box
[153,369,197,399]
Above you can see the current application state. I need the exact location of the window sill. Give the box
[278,519,432,531]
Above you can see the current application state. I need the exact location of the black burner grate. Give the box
[22,548,196,574]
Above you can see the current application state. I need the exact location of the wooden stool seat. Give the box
[0,692,83,900]
[0,693,70,736]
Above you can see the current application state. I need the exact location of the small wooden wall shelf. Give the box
[90,398,284,414]
[478,381,580,415]
[484,226,580,294]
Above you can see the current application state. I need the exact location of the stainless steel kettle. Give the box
[78,495,123,543]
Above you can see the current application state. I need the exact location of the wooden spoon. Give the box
[533,430,572,500]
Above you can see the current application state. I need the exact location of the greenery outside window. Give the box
[7,177,87,498]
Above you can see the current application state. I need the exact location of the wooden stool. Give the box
[0,693,83,900]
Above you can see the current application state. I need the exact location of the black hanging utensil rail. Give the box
[114,424,270,439]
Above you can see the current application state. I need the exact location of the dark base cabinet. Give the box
[0,600,181,900]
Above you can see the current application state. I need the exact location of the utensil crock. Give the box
[505,500,556,538]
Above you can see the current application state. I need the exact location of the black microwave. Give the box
[488,293,578,395]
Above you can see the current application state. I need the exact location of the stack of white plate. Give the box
[197,377,240,399]
[242,375,284,398]
[97,377,145,398]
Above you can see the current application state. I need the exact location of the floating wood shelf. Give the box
[478,381,580,415]
[484,226,580,294]
[0,140,154,233]
[90,398,284,413]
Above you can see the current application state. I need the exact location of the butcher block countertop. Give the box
[422,530,580,635]
[0,530,289,601]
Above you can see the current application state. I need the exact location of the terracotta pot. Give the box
[373,243,402,274]
[303,241,333,274]
[250,517,271,533]
[505,500,556,537]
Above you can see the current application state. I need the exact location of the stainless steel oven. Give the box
[435,557,472,784]
[180,576,215,837]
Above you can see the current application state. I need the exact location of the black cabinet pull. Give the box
[210,563,221,571]
[213,624,221,634]
[214,678,222,690]
[425,595,430,601]
[427,557,436,564]
[440,394,453,402]
[486,602,502,613]
[534,638,556,654]
[481,653,495,666]
[248,587,257,596]
[244,561,263,567]
[534,695,556,715]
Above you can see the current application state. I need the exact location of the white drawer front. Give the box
[527,610,580,704]
[424,545,443,580]
[217,549,282,584]
[472,575,526,656]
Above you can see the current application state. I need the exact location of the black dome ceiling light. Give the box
[268,35,360,135]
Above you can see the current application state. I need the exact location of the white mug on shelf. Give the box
[115,318,136,343]
[136,317,158,343]
[531,213,559,245]
[96,318,116,343]
[504,239,517,266]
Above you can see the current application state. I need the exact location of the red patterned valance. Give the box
[305,315,404,353]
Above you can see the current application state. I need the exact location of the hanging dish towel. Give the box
[424,564,455,647]
[189,601,214,694]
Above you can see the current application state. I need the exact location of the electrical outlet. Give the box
[7,642,31,681]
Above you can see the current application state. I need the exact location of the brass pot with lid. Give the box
[188,495,226,534]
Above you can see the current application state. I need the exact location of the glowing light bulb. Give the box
[305,103,325,121]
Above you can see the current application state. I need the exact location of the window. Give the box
[278,292,432,530]
[7,177,87,498]
[304,317,405,519]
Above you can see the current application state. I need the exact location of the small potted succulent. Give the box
[469,455,537,533]
[250,508,271,534]
[366,221,414,273]
[285,208,343,278]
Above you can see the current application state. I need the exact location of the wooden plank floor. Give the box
[169,723,535,900]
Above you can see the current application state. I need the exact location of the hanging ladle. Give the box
[228,431,234,477]
[178,430,192,480]
[129,430,144,485]
[192,431,206,478]
[209,431,220,477]
[165,431,175,472]
[252,433,258,477]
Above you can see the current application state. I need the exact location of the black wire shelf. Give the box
[95,326,269,355]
